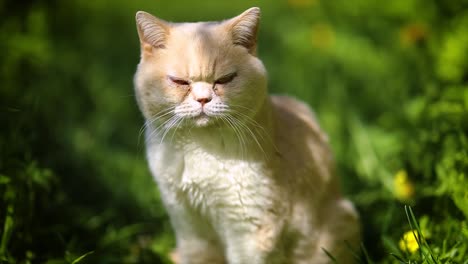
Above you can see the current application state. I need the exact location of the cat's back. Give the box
[270,95,328,148]
[270,95,338,195]
[271,95,326,140]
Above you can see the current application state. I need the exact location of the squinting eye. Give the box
[168,76,190,86]
[215,72,237,85]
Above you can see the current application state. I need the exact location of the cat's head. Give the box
[134,7,267,130]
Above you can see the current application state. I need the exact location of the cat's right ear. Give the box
[226,7,261,55]
[136,11,169,56]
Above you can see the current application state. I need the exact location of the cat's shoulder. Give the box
[270,95,328,142]
[271,95,316,119]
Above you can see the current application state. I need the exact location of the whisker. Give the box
[228,108,280,155]
[147,114,179,143]
[222,115,247,159]
[159,116,183,144]
[228,103,258,115]
[229,114,267,159]
[138,106,176,145]
[139,107,175,136]
[169,116,186,144]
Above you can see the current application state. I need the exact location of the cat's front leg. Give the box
[147,144,225,264]
[222,215,285,264]
[155,177,225,264]
[173,234,225,264]
[163,193,226,264]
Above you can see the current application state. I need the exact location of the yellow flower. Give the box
[394,170,414,200]
[399,230,420,253]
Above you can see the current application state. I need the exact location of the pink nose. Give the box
[197,97,211,106]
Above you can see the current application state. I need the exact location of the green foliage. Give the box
[1,0,467,263]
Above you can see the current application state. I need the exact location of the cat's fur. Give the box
[134,7,360,264]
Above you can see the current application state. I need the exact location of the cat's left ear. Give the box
[227,7,261,54]
[135,11,170,56]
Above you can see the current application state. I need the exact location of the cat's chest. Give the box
[180,145,265,195]
[176,143,276,217]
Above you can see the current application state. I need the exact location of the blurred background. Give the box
[1,0,467,263]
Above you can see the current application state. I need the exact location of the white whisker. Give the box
[228,113,267,159]
[138,106,176,145]
[147,114,179,143]
[169,116,186,144]
[228,107,279,155]
[222,115,247,159]
[160,116,183,144]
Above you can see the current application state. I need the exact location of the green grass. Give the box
[1,0,467,263]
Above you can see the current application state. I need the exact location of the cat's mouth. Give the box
[193,112,211,126]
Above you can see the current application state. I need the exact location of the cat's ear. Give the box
[135,11,170,54]
[227,7,261,54]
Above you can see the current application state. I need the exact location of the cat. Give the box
[134,7,360,264]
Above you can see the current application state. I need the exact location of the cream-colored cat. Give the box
[134,7,360,264]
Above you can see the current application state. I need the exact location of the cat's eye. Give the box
[168,76,190,86]
[215,72,237,85]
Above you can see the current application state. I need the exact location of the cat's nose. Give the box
[191,82,213,106]
[197,97,212,106]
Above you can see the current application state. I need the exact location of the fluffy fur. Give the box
[134,7,360,264]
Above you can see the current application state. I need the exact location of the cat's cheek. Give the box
[223,85,250,99]
[162,85,190,104]
[213,86,225,97]
[218,89,240,105]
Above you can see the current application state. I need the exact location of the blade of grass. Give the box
[0,205,14,258]
[322,247,338,263]
[70,251,94,264]
[409,206,439,263]
[404,206,428,261]
[344,240,363,262]
[404,205,438,263]
[389,252,408,263]
[360,243,374,264]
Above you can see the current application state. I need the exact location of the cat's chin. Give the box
[193,114,212,127]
